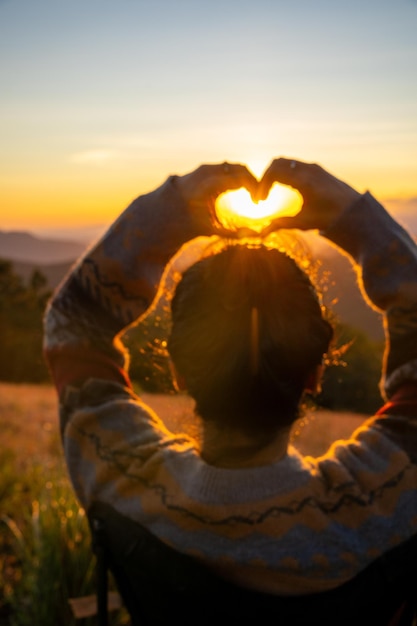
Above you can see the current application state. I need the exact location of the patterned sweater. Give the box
[44,178,417,596]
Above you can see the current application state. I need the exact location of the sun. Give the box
[215,183,302,233]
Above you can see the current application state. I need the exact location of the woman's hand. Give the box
[258,158,360,233]
[176,162,259,237]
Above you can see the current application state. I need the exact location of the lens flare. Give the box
[215,183,302,232]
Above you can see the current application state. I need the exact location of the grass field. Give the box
[0,382,366,625]
[0,380,367,459]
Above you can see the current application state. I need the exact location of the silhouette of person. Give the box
[44,158,417,603]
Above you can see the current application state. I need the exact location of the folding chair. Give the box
[88,501,417,626]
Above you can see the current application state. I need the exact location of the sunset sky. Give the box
[1,0,417,232]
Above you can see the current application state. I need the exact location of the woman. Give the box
[44,158,417,615]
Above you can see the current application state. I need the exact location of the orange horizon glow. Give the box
[1,165,417,231]
[215,183,303,232]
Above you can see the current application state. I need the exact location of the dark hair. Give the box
[168,245,333,436]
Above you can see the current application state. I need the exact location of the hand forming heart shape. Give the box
[208,157,360,236]
[215,182,302,233]
[179,159,360,237]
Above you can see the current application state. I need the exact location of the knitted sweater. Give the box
[44,179,417,596]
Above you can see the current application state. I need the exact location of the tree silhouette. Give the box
[318,323,384,414]
[0,260,51,382]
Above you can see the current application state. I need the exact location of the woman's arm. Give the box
[44,164,258,396]
[322,191,417,397]
[259,158,417,399]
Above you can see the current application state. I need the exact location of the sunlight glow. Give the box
[215,183,302,232]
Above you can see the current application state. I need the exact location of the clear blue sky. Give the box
[1,0,417,228]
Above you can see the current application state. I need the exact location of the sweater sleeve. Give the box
[43,175,204,398]
[323,191,417,400]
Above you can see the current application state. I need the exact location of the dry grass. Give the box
[0,383,61,470]
[0,382,366,463]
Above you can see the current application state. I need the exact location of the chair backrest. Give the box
[88,501,417,626]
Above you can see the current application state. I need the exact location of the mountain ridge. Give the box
[0,230,88,264]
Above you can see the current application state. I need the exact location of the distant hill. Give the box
[30,224,106,245]
[0,230,87,264]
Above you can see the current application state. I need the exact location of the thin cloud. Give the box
[69,150,121,165]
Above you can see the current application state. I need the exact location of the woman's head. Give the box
[168,245,333,437]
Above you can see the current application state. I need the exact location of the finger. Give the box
[258,158,312,200]
[212,162,259,198]
[258,158,293,199]
[192,163,257,197]
[261,214,309,236]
